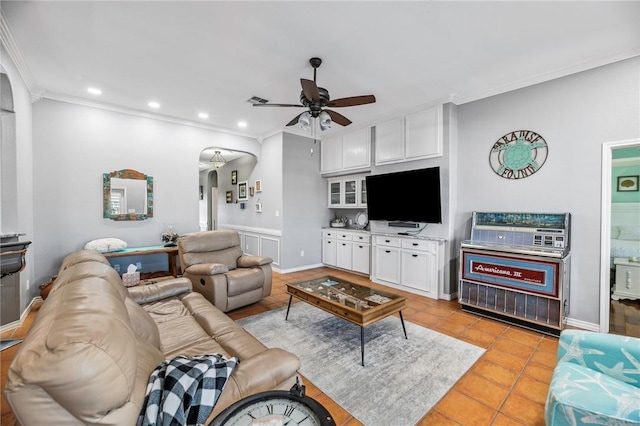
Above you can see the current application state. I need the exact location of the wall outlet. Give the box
[300,250,305,257]
[136,262,142,270]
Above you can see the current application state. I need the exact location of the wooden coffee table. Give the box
[286,276,407,366]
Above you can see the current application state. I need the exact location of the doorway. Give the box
[599,138,640,335]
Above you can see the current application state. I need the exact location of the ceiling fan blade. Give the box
[286,112,305,127]
[327,95,376,108]
[253,103,304,107]
[301,78,320,102]
[326,110,352,127]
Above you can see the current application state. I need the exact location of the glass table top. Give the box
[288,276,402,311]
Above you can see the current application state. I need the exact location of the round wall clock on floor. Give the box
[489,130,548,179]
[211,378,335,426]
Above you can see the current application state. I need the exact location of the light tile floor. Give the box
[2,267,563,425]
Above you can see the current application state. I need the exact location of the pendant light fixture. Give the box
[209,150,226,168]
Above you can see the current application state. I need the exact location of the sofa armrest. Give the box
[557,330,640,387]
[127,277,192,305]
[185,263,228,275]
[237,255,272,268]
[210,348,300,418]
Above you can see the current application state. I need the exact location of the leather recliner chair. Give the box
[178,230,273,312]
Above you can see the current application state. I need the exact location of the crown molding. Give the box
[0,10,42,102]
[42,91,259,140]
[456,49,640,105]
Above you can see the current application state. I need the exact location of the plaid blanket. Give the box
[137,354,239,426]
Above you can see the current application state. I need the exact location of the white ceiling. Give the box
[2,1,640,142]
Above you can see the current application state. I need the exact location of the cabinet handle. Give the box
[385,239,390,243]
[358,245,363,249]
[342,243,346,246]
[413,243,418,246]
[385,250,391,253]
[412,254,418,257]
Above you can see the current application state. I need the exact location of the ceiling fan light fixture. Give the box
[209,150,226,168]
[298,111,311,131]
[319,110,332,131]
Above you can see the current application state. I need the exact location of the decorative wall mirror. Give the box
[103,169,153,221]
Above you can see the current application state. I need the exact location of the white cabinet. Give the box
[321,128,371,174]
[322,230,370,275]
[612,258,640,301]
[374,105,443,166]
[352,233,371,275]
[322,230,337,266]
[327,174,368,208]
[321,135,343,173]
[371,234,443,299]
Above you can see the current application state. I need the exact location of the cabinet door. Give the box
[322,238,337,266]
[342,128,370,169]
[405,105,442,160]
[321,135,343,173]
[352,243,370,274]
[374,118,404,165]
[328,179,342,207]
[358,176,367,207]
[401,248,438,298]
[336,241,353,270]
[343,178,358,207]
[373,246,400,283]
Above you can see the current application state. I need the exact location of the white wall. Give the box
[32,99,261,284]
[455,57,640,326]
[0,42,35,310]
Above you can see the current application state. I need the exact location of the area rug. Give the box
[237,303,485,426]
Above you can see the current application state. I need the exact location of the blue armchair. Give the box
[545,330,640,425]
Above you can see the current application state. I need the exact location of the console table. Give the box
[103,245,180,278]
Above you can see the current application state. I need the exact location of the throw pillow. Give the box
[618,226,640,241]
[84,238,128,253]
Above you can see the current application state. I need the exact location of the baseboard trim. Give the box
[277,263,325,274]
[565,317,599,332]
[0,296,42,333]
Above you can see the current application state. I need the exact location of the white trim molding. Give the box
[0,10,42,101]
[0,296,41,333]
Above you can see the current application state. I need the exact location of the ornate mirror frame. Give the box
[103,169,154,221]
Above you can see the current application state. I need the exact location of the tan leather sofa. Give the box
[178,230,273,312]
[5,249,300,425]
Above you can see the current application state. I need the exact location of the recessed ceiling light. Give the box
[237,121,247,128]
[198,112,209,119]
[148,101,160,109]
[87,87,102,95]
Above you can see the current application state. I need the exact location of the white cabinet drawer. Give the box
[322,230,337,239]
[336,232,353,241]
[373,235,401,247]
[352,233,371,244]
[401,239,435,252]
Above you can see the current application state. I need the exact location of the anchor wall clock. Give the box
[489,130,548,179]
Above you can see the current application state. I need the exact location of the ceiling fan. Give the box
[253,57,376,130]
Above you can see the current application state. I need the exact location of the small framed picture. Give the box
[238,181,248,201]
[231,170,237,185]
[617,175,639,192]
[226,191,233,203]
[255,180,262,192]
[255,202,262,213]
[249,186,255,197]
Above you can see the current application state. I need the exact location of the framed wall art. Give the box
[617,175,639,192]
[226,191,233,203]
[255,180,262,192]
[249,186,255,197]
[231,170,237,185]
[238,181,248,201]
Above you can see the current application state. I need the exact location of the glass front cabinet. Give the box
[327,174,368,208]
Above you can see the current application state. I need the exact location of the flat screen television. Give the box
[365,167,442,224]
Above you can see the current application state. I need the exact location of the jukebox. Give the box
[459,212,571,335]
